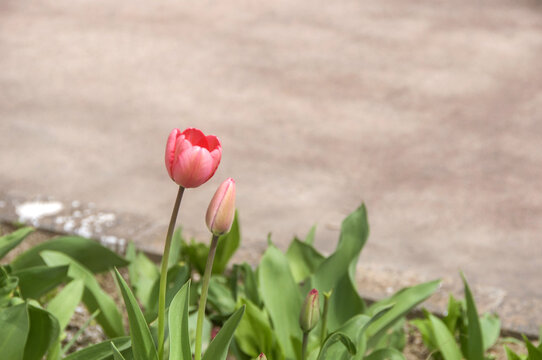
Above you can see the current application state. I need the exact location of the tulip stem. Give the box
[302,332,309,360]
[157,186,185,360]
[194,234,219,360]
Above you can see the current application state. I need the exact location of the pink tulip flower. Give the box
[165,128,222,188]
[206,178,236,236]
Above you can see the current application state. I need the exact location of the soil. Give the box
[0,224,530,358]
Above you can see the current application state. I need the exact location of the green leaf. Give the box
[114,268,158,360]
[504,345,522,360]
[110,342,127,360]
[202,305,245,360]
[0,227,34,259]
[317,307,390,360]
[305,225,317,245]
[13,265,69,299]
[443,294,461,333]
[428,314,462,360]
[144,263,190,322]
[461,273,484,360]
[61,309,101,356]
[24,304,60,360]
[63,337,131,360]
[410,318,436,351]
[168,281,192,360]
[40,251,124,338]
[258,244,302,358]
[47,279,84,330]
[0,303,29,360]
[232,263,261,307]
[523,335,542,360]
[168,227,185,269]
[125,241,139,288]
[364,348,405,360]
[366,280,440,347]
[234,298,278,358]
[311,204,369,329]
[129,251,160,311]
[0,267,19,305]
[479,313,500,351]
[317,332,357,360]
[208,276,237,315]
[286,238,325,283]
[213,212,241,274]
[11,236,129,273]
[188,311,211,355]
[181,240,209,275]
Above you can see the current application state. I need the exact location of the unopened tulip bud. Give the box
[299,289,320,333]
[255,354,267,360]
[206,178,236,236]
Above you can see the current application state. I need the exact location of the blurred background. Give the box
[1,0,541,331]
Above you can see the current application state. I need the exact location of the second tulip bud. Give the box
[206,178,236,236]
[299,288,320,333]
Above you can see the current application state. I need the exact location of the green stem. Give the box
[194,234,219,360]
[157,186,185,360]
[302,332,309,360]
[320,291,331,345]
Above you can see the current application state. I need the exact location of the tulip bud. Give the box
[299,288,320,333]
[255,354,267,360]
[206,178,236,236]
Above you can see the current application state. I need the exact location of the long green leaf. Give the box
[47,280,84,330]
[364,348,405,360]
[202,305,245,360]
[207,276,237,316]
[168,227,185,269]
[234,298,279,359]
[169,281,192,360]
[504,345,522,360]
[258,244,302,358]
[461,273,484,360]
[366,279,440,347]
[428,314,462,360]
[144,263,190,322]
[129,251,160,311]
[12,236,128,273]
[304,225,317,245]
[63,337,131,360]
[311,204,369,329]
[114,268,158,360]
[0,303,29,360]
[61,310,101,356]
[24,304,60,360]
[110,342,127,360]
[317,332,357,360]
[0,227,34,259]
[13,265,69,299]
[40,251,124,338]
[524,335,542,360]
[286,238,325,283]
[479,313,500,351]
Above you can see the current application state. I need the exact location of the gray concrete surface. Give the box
[1,0,542,333]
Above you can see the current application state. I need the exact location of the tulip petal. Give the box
[165,129,182,177]
[172,147,214,188]
[206,135,221,152]
[182,128,208,148]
